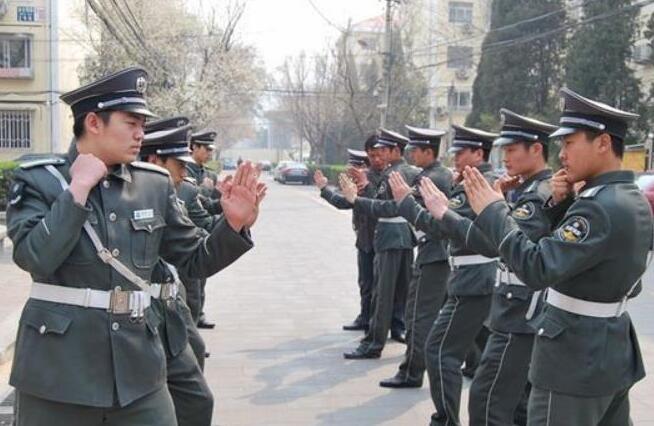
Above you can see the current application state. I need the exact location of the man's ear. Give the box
[597,133,613,154]
[530,142,543,157]
[84,112,102,136]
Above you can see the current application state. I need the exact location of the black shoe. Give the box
[343,347,381,360]
[390,332,406,344]
[379,374,422,389]
[342,321,367,331]
[204,352,211,358]
[197,319,216,329]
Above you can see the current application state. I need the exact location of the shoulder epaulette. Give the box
[183,176,197,184]
[130,161,170,176]
[19,157,66,169]
[579,185,606,199]
[525,180,539,193]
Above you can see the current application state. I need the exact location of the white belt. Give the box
[30,282,151,317]
[149,283,179,300]
[379,217,408,224]
[546,288,627,318]
[449,254,498,268]
[415,230,427,240]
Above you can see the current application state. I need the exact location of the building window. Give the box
[448,90,472,111]
[447,46,473,69]
[0,110,32,149]
[449,2,473,24]
[0,34,32,78]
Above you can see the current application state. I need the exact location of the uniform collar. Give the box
[477,162,493,173]
[518,168,552,191]
[67,139,132,183]
[583,170,635,190]
[421,160,441,172]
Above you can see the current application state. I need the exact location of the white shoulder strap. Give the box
[45,165,150,292]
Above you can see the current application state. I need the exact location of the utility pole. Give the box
[380,0,399,128]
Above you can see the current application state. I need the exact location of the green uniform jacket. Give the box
[411,161,453,265]
[353,159,420,252]
[473,170,651,397]
[319,169,383,253]
[186,163,222,215]
[397,162,497,296]
[7,145,253,408]
[440,169,553,333]
[177,178,221,231]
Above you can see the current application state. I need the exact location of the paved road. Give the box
[2,174,654,425]
[201,176,654,425]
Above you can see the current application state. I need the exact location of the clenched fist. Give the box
[69,153,108,205]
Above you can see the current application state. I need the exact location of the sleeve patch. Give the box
[448,192,466,210]
[511,201,535,220]
[8,182,25,206]
[555,216,590,243]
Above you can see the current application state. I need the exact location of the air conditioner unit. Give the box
[462,24,474,35]
[455,68,470,80]
[435,106,447,117]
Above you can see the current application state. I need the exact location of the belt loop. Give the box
[616,297,628,317]
[83,288,91,308]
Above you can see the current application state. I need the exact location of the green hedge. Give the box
[307,164,348,185]
[0,161,18,211]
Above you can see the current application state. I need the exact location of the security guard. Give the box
[378,126,453,389]
[137,123,215,426]
[7,67,258,425]
[408,111,557,424]
[186,130,221,329]
[462,88,652,425]
[315,135,384,332]
[341,129,420,359]
[187,131,222,215]
[391,125,499,426]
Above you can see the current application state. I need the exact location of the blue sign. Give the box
[17,6,35,22]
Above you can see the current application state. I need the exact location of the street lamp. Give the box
[647,132,654,171]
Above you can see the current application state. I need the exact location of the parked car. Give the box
[274,162,310,185]
[222,158,237,170]
[259,160,273,172]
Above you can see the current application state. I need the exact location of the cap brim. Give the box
[373,141,395,148]
[549,127,578,138]
[493,137,519,147]
[448,146,464,154]
[175,155,196,164]
[118,105,158,119]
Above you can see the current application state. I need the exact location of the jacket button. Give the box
[112,322,120,331]
[103,180,110,189]
[506,292,513,300]
[39,325,46,335]
[538,328,544,336]
[109,212,117,222]
[112,248,120,257]
[494,282,500,288]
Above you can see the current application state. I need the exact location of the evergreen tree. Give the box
[565,0,646,141]
[467,0,566,129]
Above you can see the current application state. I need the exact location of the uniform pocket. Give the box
[534,315,567,339]
[130,215,166,269]
[22,305,72,336]
[497,284,531,301]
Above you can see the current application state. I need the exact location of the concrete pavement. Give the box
[2,176,654,424]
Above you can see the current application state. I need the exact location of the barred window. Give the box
[0,110,32,149]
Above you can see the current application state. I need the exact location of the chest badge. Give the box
[133,209,154,220]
